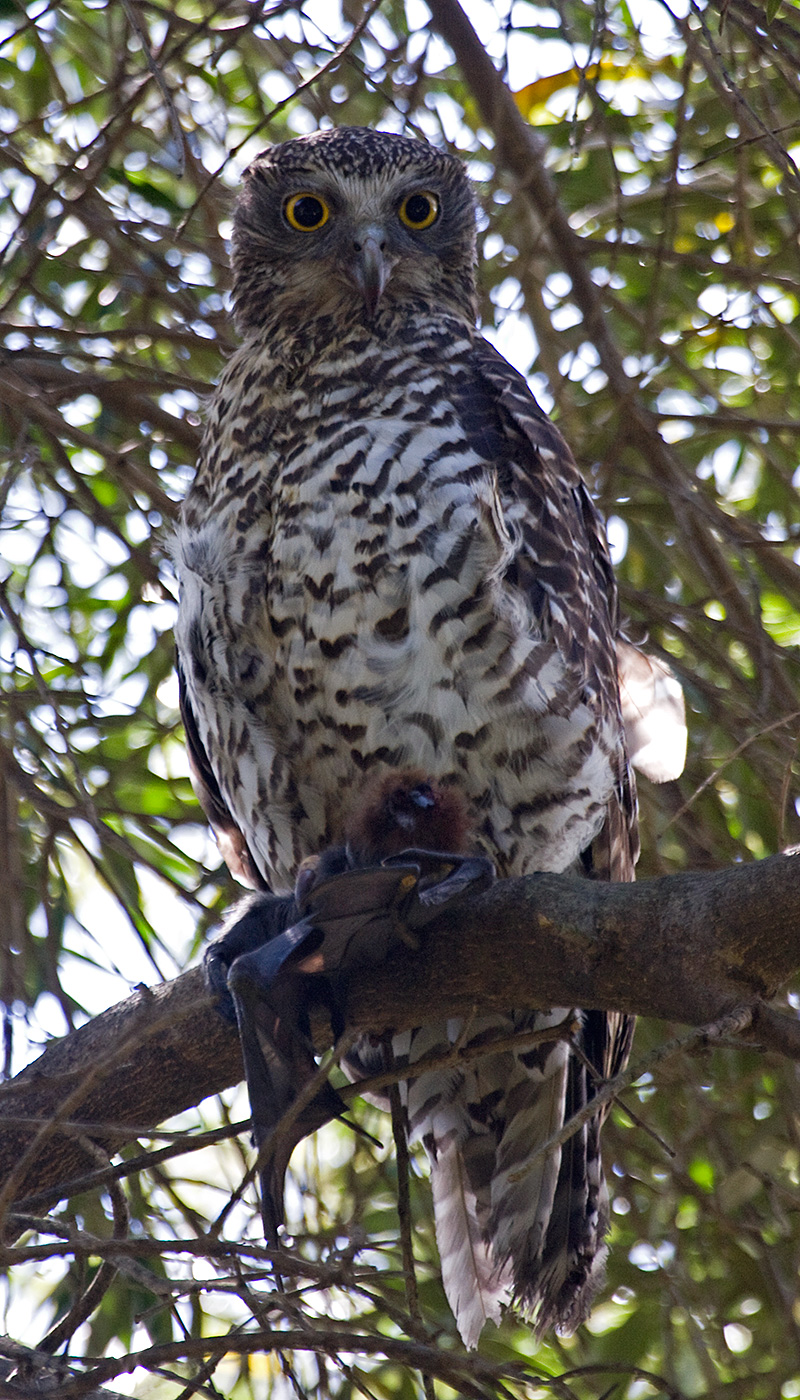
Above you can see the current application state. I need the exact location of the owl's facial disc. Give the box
[349,225,398,318]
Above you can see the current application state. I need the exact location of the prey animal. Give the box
[205,769,492,1244]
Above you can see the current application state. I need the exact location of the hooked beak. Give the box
[350,228,396,318]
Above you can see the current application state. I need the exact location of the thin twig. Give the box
[118,0,186,174]
[39,1138,128,1354]
[613,1095,676,1159]
[176,0,384,235]
[341,1018,577,1105]
[661,708,800,833]
[508,1007,753,1184]
[381,1039,436,1400]
[15,1120,250,1212]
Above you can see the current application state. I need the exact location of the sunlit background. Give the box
[3,0,800,1394]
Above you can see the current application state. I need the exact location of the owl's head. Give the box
[231,127,478,338]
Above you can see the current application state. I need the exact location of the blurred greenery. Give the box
[2,0,800,1396]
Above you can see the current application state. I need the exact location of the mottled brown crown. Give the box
[345,768,472,862]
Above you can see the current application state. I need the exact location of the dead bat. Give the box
[204,769,494,1242]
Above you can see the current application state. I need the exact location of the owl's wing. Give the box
[177,652,266,891]
[471,339,625,753]
[472,336,686,823]
[462,339,643,1333]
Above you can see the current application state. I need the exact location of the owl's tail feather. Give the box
[487,1016,571,1298]
[401,1021,513,1348]
[512,1046,610,1336]
[428,1132,511,1349]
[532,1115,609,1337]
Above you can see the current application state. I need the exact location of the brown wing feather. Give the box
[476,350,639,1066]
[177,652,267,891]
[474,340,638,1334]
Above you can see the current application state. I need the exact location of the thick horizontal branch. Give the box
[1,853,799,1212]
[0,966,243,1225]
[345,852,800,1029]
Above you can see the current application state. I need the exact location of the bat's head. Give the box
[345,768,472,862]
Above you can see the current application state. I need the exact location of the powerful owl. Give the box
[175,126,685,1346]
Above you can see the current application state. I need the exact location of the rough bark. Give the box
[1,853,799,1212]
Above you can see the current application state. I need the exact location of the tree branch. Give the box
[1,853,799,1213]
[424,0,797,711]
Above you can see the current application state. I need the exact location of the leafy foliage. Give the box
[2,0,800,1396]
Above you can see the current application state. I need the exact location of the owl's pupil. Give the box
[406,194,431,224]
[293,196,324,228]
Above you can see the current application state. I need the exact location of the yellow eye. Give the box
[284,192,330,231]
[399,190,439,230]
